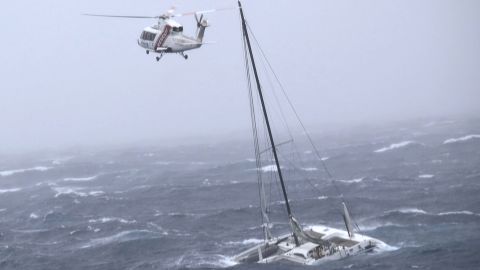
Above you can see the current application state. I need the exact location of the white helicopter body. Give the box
[137,17,208,60]
[85,8,215,61]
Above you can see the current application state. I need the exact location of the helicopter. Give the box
[84,8,226,61]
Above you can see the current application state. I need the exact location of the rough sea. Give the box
[1,118,479,270]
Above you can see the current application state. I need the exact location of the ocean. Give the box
[0,118,479,269]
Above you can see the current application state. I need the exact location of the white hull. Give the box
[234,225,385,265]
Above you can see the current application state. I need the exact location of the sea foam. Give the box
[0,188,21,194]
[443,134,480,144]
[374,141,417,153]
[337,178,364,184]
[0,166,52,177]
[63,175,98,182]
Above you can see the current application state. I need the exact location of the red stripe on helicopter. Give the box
[155,25,171,50]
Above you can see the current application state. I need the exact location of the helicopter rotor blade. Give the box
[172,7,236,18]
[83,14,159,19]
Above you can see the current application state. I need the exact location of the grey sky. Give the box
[1,0,479,153]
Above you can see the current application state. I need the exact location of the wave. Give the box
[80,230,161,249]
[385,208,428,215]
[0,166,52,177]
[443,134,480,144]
[260,165,279,172]
[337,178,364,184]
[360,222,406,231]
[88,217,137,224]
[51,156,74,165]
[166,212,206,218]
[52,187,105,198]
[176,253,238,268]
[29,213,39,219]
[225,238,263,246]
[384,208,479,217]
[374,141,417,153]
[301,167,318,171]
[375,242,399,253]
[0,188,22,194]
[63,175,98,182]
[418,174,435,179]
[437,211,478,216]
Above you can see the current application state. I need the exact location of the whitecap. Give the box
[418,174,434,179]
[226,238,264,246]
[51,156,74,165]
[29,213,39,219]
[0,188,21,194]
[260,165,281,172]
[385,208,428,215]
[88,217,136,224]
[88,191,105,196]
[317,196,328,200]
[302,167,318,171]
[0,166,52,177]
[215,255,238,267]
[374,141,417,153]
[360,222,405,231]
[63,175,98,182]
[183,254,238,268]
[52,187,87,197]
[337,178,364,184]
[80,230,159,249]
[167,212,203,217]
[437,210,477,216]
[443,134,480,144]
[375,242,399,253]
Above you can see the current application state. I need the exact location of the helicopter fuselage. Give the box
[137,18,204,60]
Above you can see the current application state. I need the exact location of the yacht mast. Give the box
[238,0,299,246]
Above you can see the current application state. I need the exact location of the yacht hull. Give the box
[234,225,385,265]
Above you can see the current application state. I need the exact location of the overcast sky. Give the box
[0,0,479,153]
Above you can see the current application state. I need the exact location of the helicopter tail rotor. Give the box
[195,15,209,42]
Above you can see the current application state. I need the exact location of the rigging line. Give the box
[245,21,333,201]
[245,22,333,180]
[245,22,365,234]
[240,15,268,239]
[276,151,325,196]
[251,35,295,144]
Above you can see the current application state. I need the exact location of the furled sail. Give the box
[290,217,330,245]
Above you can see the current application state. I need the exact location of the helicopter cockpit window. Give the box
[142,31,156,41]
[172,26,183,32]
